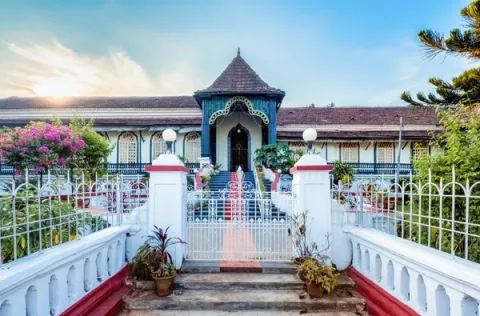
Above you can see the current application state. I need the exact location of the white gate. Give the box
[186,170,292,261]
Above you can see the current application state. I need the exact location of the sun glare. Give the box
[32,78,79,97]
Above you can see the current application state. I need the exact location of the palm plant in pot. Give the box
[301,260,339,298]
[131,226,186,297]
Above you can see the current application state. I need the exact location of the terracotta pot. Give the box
[152,275,175,297]
[306,282,325,298]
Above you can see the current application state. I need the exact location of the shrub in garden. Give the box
[332,161,354,184]
[254,142,294,173]
[0,122,85,174]
[68,116,114,180]
[407,107,480,262]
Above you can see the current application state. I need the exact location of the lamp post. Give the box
[162,129,177,154]
[302,128,317,154]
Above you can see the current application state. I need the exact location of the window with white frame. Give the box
[412,143,429,159]
[376,142,394,163]
[151,132,167,160]
[289,141,307,155]
[118,132,137,163]
[341,143,359,163]
[185,133,201,163]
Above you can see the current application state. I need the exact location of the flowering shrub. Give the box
[0,122,85,173]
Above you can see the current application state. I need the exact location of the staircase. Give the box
[195,171,286,220]
[121,263,368,315]
[208,170,255,191]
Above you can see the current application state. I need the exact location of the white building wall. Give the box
[215,113,262,171]
[359,142,374,163]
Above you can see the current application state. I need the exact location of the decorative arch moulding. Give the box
[208,96,270,125]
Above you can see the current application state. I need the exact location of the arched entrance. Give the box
[228,124,250,171]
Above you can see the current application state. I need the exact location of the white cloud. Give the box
[0,41,196,97]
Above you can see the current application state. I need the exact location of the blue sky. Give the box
[0,0,474,106]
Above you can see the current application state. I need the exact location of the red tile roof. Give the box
[277,106,439,126]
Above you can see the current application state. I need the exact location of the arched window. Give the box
[151,132,167,161]
[118,132,137,163]
[412,142,429,160]
[184,133,201,163]
[341,143,359,163]
[377,142,394,163]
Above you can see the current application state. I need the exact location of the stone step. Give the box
[176,273,304,291]
[123,289,365,312]
[175,273,355,291]
[180,260,297,274]
[120,310,367,316]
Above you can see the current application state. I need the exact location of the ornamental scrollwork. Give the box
[208,96,269,125]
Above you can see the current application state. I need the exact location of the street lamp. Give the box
[303,128,317,153]
[162,129,177,154]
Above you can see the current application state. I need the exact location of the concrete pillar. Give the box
[146,154,189,268]
[291,154,333,261]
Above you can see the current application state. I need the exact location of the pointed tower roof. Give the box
[195,49,285,98]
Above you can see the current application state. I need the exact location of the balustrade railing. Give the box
[0,226,130,316]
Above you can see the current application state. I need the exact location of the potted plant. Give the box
[130,226,186,297]
[301,260,340,298]
[296,257,318,282]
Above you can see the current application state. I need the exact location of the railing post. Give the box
[291,154,334,263]
[146,154,189,268]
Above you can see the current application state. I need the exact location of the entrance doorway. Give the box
[229,124,249,171]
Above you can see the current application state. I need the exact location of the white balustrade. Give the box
[0,226,131,316]
[346,226,480,316]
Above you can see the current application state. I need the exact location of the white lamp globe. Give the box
[162,129,177,142]
[302,128,317,142]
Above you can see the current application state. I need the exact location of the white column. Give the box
[291,154,333,261]
[409,270,420,312]
[445,286,465,316]
[146,154,189,268]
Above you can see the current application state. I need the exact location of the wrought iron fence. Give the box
[0,171,148,265]
[185,169,292,261]
[332,170,480,264]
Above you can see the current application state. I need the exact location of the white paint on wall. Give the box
[215,113,262,171]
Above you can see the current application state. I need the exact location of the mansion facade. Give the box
[0,51,440,174]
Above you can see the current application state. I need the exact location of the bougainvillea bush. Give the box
[0,122,85,174]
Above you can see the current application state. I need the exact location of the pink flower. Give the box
[38,146,49,152]
[21,147,28,152]
[75,139,86,148]
[58,157,66,166]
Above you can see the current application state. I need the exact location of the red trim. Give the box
[290,165,334,173]
[195,168,203,190]
[60,266,131,316]
[348,267,419,316]
[146,165,190,172]
[272,170,280,191]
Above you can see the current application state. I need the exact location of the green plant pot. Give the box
[152,274,175,297]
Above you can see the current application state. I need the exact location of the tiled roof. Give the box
[277,106,439,126]
[195,51,284,96]
[0,117,201,127]
[0,96,199,109]
[277,130,435,140]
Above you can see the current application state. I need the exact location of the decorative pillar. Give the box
[291,154,333,261]
[268,100,277,144]
[201,102,211,162]
[146,154,189,268]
